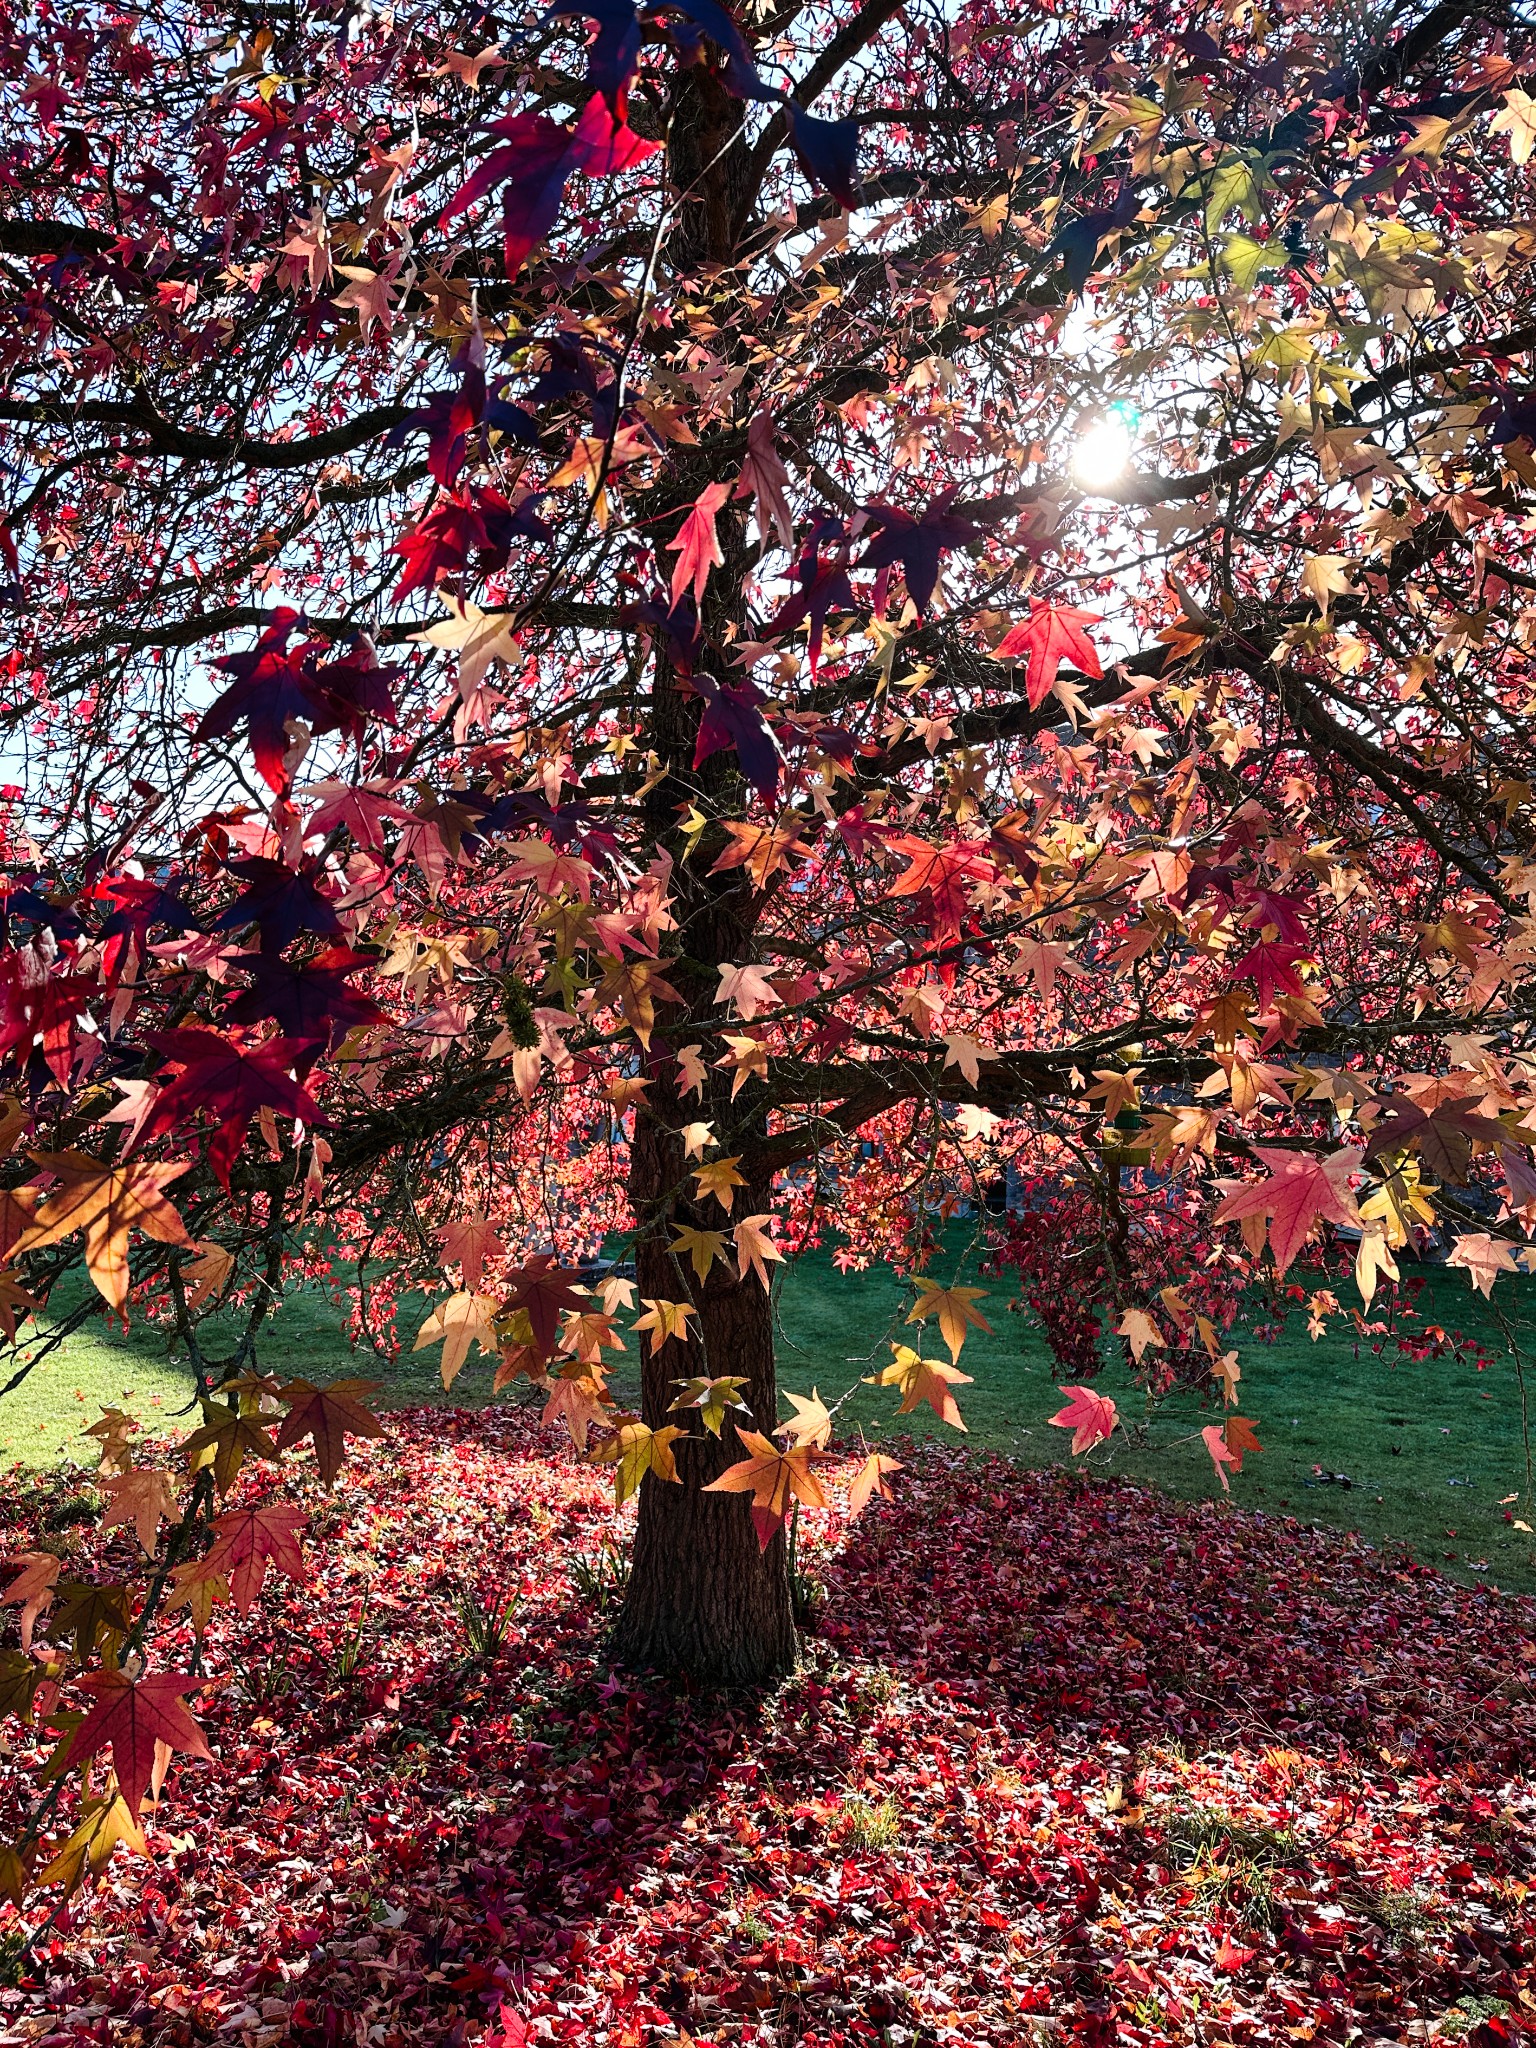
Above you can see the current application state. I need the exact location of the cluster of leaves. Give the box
[991,1177,1248,1386]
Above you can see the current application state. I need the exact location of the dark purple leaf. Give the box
[691,674,783,802]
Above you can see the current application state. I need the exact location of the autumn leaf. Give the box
[1224,1415,1263,1468]
[0,1837,33,1909]
[1490,88,1536,165]
[63,1667,211,1818]
[867,1343,972,1430]
[99,1466,177,1557]
[138,1030,327,1188]
[164,1559,229,1638]
[779,1387,833,1450]
[633,1297,697,1356]
[2,1552,59,1650]
[668,1374,751,1436]
[589,1419,686,1504]
[434,1208,507,1290]
[411,592,523,703]
[732,411,795,552]
[274,1378,385,1486]
[1117,1307,1165,1364]
[0,1649,44,1723]
[1213,1146,1362,1273]
[541,1368,614,1451]
[1211,1351,1242,1404]
[181,1240,233,1312]
[734,1213,783,1290]
[1446,1232,1521,1297]
[667,480,731,611]
[558,1305,627,1365]
[38,1794,146,1895]
[670,1223,728,1282]
[1300,552,1354,620]
[1049,1384,1119,1455]
[10,1152,192,1311]
[0,1268,36,1342]
[709,818,808,890]
[692,1156,747,1213]
[502,1254,589,1360]
[1201,1423,1240,1492]
[1363,1096,1516,1186]
[846,1451,902,1518]
[993,601,1103,709]
[906,1279,991,1362]
[413,1290,500,1389]
[183,1397,280,1495]
[47,1582,130,1662]
[703,1428,830,1549]
[204,1501,308,1616]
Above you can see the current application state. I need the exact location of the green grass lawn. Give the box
[5,1242,1535,1596]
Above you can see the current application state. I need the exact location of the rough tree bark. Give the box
[610,61,799,1683]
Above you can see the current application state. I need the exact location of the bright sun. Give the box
[1071,405,1139,492]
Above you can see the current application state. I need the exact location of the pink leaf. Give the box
[667,481,732,612]
[1048,1384,1118,1455]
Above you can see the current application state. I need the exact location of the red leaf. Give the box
[64,1669,211,1818]
[503,1255,590,1362]
[205,1502,309,1616]
[994,601,1103,709]
[667,480,731,612]
[1214,1146,1361,1273]
[1049,1384,1118,1454]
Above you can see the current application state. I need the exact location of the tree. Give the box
[0,0,1531,1880]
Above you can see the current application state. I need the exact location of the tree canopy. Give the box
[0,0,1533,1890]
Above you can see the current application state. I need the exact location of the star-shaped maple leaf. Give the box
[139,1030,326,1188]
[10,1152,192,1309]
[64,1668,212,1819]
[205,1501,308,1615]
[274,1378,384,1486]
[703,1428,831,1549]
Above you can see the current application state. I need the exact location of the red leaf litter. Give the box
[0,1411,1533,2048]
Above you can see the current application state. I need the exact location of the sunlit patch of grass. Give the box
[1161,1802,1302,1929]
[839,1792,902,1851]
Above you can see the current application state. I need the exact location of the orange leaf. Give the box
[10,1152,192,1310]
[703,1428,830,1549]
[846,1452,902,1519]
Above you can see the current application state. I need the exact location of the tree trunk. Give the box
[611,1107,797,1684]
[609,54,796,1685]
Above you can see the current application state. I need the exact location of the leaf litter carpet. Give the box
[0,1410,1531,2048]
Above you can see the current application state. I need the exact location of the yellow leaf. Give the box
[669,1374,751,1436]
[779,1387,833,1450]
[633,1297,696,1356]
[589,1420,686,1503]
[906,1280,991,1363]
[413,1290,500,1390]
[867,1343,972,1430]
[39,1794,147,1895]
[692,1156,747,1213]
[670,1224,728,1283]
